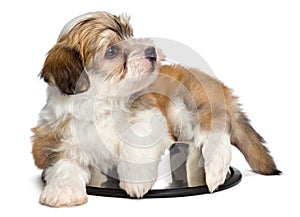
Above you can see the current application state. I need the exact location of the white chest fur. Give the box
[42,87,174,174]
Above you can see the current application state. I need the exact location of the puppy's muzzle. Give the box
[145,46,157,62]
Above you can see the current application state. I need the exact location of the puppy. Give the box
[32,11,280,207]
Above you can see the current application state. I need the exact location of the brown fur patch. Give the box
[31,126,61,169]
[62,12,133,63]
[150,65,229,133]
[152,65,280,175]
[32,115,72,169]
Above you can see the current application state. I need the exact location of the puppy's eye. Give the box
[105,45,120,59]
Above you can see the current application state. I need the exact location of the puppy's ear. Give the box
[41,44,90,95]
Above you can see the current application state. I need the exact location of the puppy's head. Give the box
[41,11,162,96]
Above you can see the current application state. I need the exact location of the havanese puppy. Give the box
[32,11,280,207]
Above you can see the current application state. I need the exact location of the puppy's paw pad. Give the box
[119,181,154,198]
[40,185,87,207]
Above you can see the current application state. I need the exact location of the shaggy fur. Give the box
[32,11,280,207]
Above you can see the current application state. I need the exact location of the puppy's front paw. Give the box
[40,185,87,207]
[119,180,154,198]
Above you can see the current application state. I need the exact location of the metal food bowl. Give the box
[86,143,242,198]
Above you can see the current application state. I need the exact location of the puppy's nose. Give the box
[145,46,157,62]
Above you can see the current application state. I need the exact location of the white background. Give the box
[1,0,299,216]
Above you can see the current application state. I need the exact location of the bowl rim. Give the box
[86,166,242,198]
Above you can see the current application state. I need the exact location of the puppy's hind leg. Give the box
[202,132,232,192]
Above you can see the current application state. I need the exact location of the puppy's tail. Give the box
[228,100,281,175]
